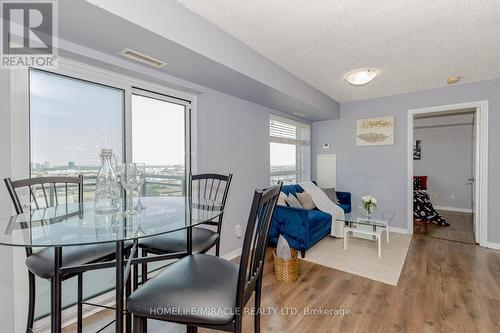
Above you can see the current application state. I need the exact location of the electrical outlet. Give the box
[450,194,456,201]
[235,224,243,238]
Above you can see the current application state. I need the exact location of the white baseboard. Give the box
[434,206,473,213]
[486,242,500,250]
[222,247,242,260]
[389,226,410,235]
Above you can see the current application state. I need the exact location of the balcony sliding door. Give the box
[131,90,190,197]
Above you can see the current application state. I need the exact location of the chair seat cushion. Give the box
[127,254,239,325]
[139,227,219,254]
[25,242,118,280]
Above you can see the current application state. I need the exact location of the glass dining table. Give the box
[0,196,223,333]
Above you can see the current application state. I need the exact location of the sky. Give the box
[30,70,186,167]
[270,142,296,167]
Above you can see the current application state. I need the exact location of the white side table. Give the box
[343,224,390,257]
[337,210,395,258]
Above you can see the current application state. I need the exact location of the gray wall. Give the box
[414,123,473,210]
[196,90,272,253]
[312,78,500,243]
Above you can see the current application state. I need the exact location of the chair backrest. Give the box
[190,173,233,231]
[235,183,282,309]
[4,175,84,214]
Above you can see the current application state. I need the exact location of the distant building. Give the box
[43,161,51,169]
[68,161,76,169]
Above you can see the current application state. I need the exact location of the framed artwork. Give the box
[413,140,422,160]
[356,116,394,146]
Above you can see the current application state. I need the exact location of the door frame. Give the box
[406,101,489,247]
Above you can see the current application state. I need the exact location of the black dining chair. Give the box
[4,176,119,333]
[139,173,232,282]
[127,183,282,333]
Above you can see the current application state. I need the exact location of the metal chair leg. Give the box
[77,273,83,333]
[133,250,139,291]
[215,238,221,257]
[141,249,148,284]
[126,257,132,333]
[26,271,36,333]
[133,316,145,333]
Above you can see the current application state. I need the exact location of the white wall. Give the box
[414,123,473,210]
[312,78,500,244]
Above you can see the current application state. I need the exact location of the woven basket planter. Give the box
[273,248,298,283]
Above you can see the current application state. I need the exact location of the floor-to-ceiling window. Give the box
[24,63,193,320]
[132,91,188,197]
[30,69,125,202]
[269,115,311,184]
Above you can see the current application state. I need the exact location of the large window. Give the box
[24,64,193,320]
[30,69,124,202]
[132,91,188,197]
[269,115,311,184]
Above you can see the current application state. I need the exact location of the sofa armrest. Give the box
[270,205,310,247]
[336,191,351,205]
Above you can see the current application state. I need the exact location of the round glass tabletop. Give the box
[0,197,223,248]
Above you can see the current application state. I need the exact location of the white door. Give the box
[471,111,479,243]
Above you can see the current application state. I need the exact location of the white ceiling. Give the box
[179,0,500,102]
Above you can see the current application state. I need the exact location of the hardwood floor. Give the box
[414,210,476,244]
[64,231,500,333]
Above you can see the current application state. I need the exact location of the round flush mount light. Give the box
[344,68,379,86]
[447,76,461,85]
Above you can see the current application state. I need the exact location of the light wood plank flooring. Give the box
[414,210,476,244]
[63,231,500,332]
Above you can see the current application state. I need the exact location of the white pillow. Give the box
[297,192,316,210]
[285,194,303,208]
[277,192,287,206]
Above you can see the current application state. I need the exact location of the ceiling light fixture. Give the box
[447,76,461,85]
[344,68,379,86]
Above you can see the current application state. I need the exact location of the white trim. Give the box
[485,242,500,251]
[407,101,489,247]
[434,206,473,213]
[222,247,242,260]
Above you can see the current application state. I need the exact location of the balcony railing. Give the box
[30,174,187,207]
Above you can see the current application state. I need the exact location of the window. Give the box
[20,62,193,320]
[269,115,311,184]
[132,90,189,197]
[30,68,124,202]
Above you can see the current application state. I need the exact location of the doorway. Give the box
[407,101,489,247]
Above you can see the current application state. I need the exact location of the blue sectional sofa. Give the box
[268,184,351,258]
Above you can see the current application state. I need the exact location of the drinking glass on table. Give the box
[119,163,139,215]
[134,163,146,211]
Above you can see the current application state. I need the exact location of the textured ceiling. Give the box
[179,0,500,102]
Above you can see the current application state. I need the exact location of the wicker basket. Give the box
[273,248,298,283]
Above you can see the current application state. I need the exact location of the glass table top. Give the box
[0,197,223,248]
[337,209,395,227]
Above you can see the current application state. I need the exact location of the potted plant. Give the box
[361,195,378,216]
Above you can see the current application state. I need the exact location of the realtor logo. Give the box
[1,1,58,68]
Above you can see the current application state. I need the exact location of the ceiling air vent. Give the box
[119,48,167,68]
[292,112,308,118]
